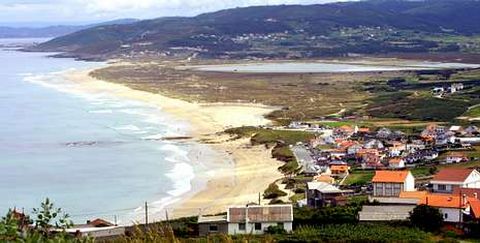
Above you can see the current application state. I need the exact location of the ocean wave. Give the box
[88,109,113,114]
[159,144,190,161]
[165,163,195,197]
[113,125,141,131]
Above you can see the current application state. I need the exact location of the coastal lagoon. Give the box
[0,39,216,224]
[184,61,480,73]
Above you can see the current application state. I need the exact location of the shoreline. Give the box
[62,67,284,221]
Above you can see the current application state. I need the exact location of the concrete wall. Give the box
[405,173,415,191]
[227,222,292,235]
[464,171,480,188]
[77,227,125,238]
[198,222,228,236]
[373,182,403,197]
[440,207,463,223]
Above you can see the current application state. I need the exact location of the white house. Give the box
[198,204,293,236]
[388,158,405,169]
[430,168,480,193]
[64,219,125,239]
[372,170,415,197]
[444,152,468,164]
[420,194,466,223]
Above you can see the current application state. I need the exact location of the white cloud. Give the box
[0,0,356,25]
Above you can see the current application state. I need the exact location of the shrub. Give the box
[263,183,287,199]
[277,224,432,242]
[409,205,444,232]
[266,225,286,234]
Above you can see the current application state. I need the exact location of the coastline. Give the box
[62,67,284,221]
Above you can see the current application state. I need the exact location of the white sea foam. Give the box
[113,125,141,131]
[88,109,113,114]
[160,144,190,161]
[165,162,195,197]
[22,68,198,223]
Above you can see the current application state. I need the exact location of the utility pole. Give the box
[114,215,117,226]
[145,201,148,227]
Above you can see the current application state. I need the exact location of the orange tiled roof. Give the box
[314,175,335,183]
[339,125,354,132]
[330,165,350,171]
[357,148,379,155]
[389,158,403,164]
[469,199,480,219]
[446,152,467,158]
[432,168,474,182]
[420,194,465,209]
[358,128,370,133]
[338,140,358,148]
[399,191,427,199]
[372,170,410,183]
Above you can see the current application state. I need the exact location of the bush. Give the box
[409,205,444,232]
[266,225,287,234]
[276,224,432,242]
[263,183,287,199]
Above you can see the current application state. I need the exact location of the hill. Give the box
[0,19,138,39]
[31,0,480,60]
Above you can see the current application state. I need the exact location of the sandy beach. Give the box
[63,68,284,220]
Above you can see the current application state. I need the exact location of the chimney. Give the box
[475,192,478,199]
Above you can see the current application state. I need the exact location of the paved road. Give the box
[292,145,318,174]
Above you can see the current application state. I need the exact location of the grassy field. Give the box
[91,62,413,124]
[343,170,374,186]
[91,59,480,125]
[224,126,315,145]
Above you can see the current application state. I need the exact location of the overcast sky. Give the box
[0,0,354,26]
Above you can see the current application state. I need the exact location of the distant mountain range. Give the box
[0,19,138,38]
[29,0,480,60]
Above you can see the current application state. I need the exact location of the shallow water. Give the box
[0,40,208,224]
[187,61,480,73]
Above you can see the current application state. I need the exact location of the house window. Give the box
[209,224,218,232]
[277,222,284,229]
[385,183,393,196]
[238,223,246,231]
[375,184,383,195]
[444,213,448,219]
[254,223,262,230]
[393,183,402,195]
[438,184,447,191]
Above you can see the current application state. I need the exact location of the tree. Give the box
[0,210,20,241]
[409,205,444,232]
[32,198,73,236]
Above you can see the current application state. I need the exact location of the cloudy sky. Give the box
[0,0,352,26]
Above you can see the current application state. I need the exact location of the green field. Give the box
[344,170,374,186]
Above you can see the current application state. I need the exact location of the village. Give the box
[192,120,480,236]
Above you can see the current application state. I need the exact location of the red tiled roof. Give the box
[228,205,292,223]
[88,218,114,227]
[432,168,474,182]
[372,170,410,183]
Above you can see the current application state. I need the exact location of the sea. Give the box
[0,38,210,225]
